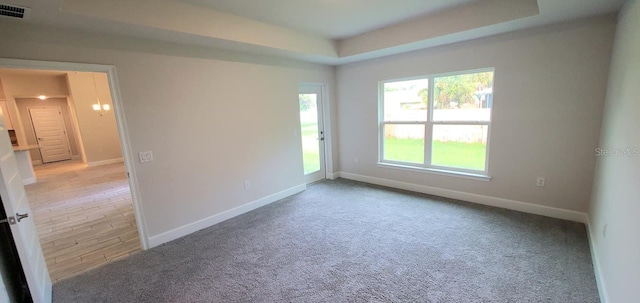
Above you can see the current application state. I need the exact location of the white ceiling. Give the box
[0,0,628,65]
[178,0,480,39]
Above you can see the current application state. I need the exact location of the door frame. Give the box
[28,106,73,164]
[0,58,150,250]
[299,83,334,181]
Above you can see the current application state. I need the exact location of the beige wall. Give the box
[589,1,640,302]
[0,78,5,99]
[62,0,337,58]
[66,72,122,164]
[0,22,336,241]
[15,97,80,161]
[0,74,69,146]
[339,0,539,57]
[0,74,68,97]
[336,15,616,213]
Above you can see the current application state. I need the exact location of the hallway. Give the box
[25,160,141,282]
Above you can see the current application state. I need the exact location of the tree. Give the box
[418,88,429,108]
[434,72,493,109]
[299,94,313,111]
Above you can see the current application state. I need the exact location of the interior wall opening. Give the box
[0,67,143,283]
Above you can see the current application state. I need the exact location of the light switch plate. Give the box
[139,151,153,163]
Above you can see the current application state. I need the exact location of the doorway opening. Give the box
[0,63,146,285]
[299,84,327,183]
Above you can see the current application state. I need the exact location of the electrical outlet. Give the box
[139,151,153,163]
[602,223,608,238]
[244,180,251,190]
[536,177,545,187]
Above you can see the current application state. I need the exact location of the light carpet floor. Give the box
[53,179,599,302]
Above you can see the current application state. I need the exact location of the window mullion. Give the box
[428,76,434,122]
[430,121,489,125]
[379,122,385,163]
[382,121,427,124]
[424,122,433,167]
[379,81,385,164]
[424,76,435,167]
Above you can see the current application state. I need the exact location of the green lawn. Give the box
[301,122,321,174]
[384,138,425,164]
[384,138,486,171]
[300,122,318,137]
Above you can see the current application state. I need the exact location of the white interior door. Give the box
[0,111,52,302]
[299,85,326,183]
[0,275,9,303]
[29,107,72,164]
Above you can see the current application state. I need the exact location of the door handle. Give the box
[37,137,44,140]
[16,213,28,222]
[0,216,16,225]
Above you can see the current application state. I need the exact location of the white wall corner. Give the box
[148,183,307,248]
[337,172,588,223]
[87,157,123,167]
[326,172,341,180]
[586,217,609,303]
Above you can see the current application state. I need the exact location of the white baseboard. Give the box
[87,158,124,167]
[148,183,307,248]
[22,176,36,185]
[337,172,588,223]
[586,217,608,303]
[32,155,79,166]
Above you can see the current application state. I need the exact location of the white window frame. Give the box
[377,68,494,180]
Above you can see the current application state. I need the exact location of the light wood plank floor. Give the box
[25,160,141,283]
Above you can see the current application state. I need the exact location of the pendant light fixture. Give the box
[91,73,111,116]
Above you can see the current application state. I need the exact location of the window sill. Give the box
[377,162,492,181]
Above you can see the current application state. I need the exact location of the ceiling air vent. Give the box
[0,4,30,19]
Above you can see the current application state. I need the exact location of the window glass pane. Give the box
[431,125,488,171]
[384,124,425,164]
[433,71,493,122]
[299,93,320,174]
[383,79,429,122]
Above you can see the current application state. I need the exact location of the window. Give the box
[379,69,494,176]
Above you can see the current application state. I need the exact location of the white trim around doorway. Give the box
[299,82,335,181]
[0,58,150,250]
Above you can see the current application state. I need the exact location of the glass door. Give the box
[299,85,325,183]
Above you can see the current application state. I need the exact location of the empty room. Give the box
[0,0,637,302]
